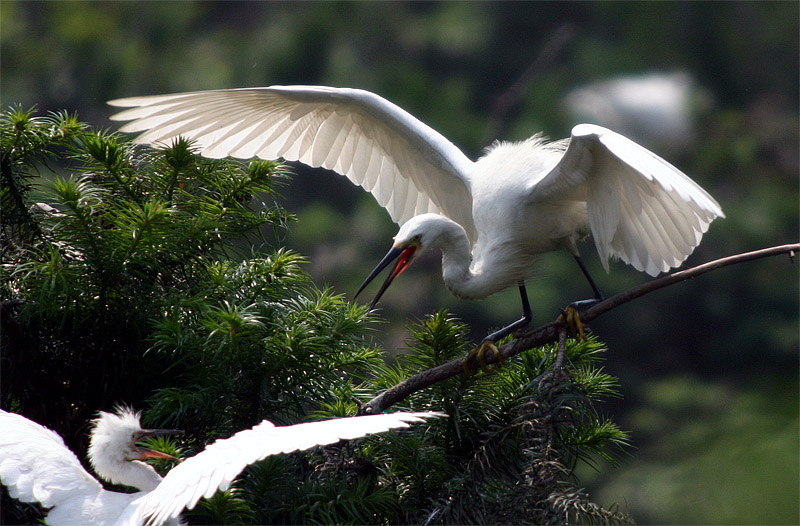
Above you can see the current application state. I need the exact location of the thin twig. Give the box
[361,242,799,414]
[481,24,575,145]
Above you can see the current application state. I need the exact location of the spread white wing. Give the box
[530,124,724,276]
[0,410,103,514]
[133,411,443,526]
[109,86,477,242]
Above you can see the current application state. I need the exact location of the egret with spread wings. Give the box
[0,408,442,526]
[108,86,724,356]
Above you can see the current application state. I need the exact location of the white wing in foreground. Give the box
[530,124,724,276]
[0,410,106,523]
[133,411,443,526]
[109,86,476,241]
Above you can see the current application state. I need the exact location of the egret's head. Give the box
[88,407,180,481]
[355,214,465,308]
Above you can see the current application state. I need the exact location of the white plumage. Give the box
[108,86,724,336]
[0,408,442,526]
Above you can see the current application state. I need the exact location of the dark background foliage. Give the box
[1,1,798,523]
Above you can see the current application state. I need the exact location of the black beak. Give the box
[355,245,417,309]
[137,428,183,440]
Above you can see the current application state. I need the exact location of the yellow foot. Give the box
[557,306,587,341]
[462,340,506,376]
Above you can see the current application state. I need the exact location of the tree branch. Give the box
[361,243,799,414]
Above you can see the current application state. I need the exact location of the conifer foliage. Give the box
[1,108,630,524]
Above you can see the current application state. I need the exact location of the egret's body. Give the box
[108,86,724,337]
[455,137,586,298]
[0,408,441,526]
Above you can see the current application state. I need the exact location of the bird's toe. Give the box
[557,305,588,341]
[462,340,505,375]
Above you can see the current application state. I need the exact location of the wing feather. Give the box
[134,412,443,526]
[0,410,103,510]
[204,113,271,159]
[109,86,476,240]
[365,138,386,196]
[335,119,360,176]
[531,124,724,275]
[316,112,350,169]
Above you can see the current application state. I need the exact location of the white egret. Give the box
[0,407,442,526]
[564,71,701,152]
[108,86,724,348]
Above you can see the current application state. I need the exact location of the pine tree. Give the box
[1,108,631,524]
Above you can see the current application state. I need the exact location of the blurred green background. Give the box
[2,2,797,523]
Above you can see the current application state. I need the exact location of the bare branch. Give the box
[361,243,799,414]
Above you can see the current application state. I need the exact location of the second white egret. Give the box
[0,407,442,526]
[108,86,724,345]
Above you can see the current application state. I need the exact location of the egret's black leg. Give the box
[483,281,533,343]
[559,256,604,341]
[463,282,532,375]
[570,255,604,310]
[462,281,533,375]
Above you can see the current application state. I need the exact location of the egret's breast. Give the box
[461,136,589,287]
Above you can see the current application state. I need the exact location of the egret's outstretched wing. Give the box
[134,411,443,526]
[0,410,102,511]
[530,124,724,276]
[109,86,476,241]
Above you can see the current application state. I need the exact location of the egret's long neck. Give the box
[436,220,530,300]
[91,454,163,492]
[436,223,493,300]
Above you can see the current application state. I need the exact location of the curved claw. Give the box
[557,306,587,341]
[462,341,506,376]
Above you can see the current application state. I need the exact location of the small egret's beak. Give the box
[133,428,182,460]
[355,244,418,309]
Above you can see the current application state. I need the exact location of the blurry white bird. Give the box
[0,407,441,526]
[564,71,704,153]
[108,86,724,344]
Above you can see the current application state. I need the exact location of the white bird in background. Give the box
[0,408,442,526]
[108,86,724,347]
[564,71,702,153]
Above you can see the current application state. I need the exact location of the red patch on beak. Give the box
[139,448,176,460]
[388,245,417,281]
